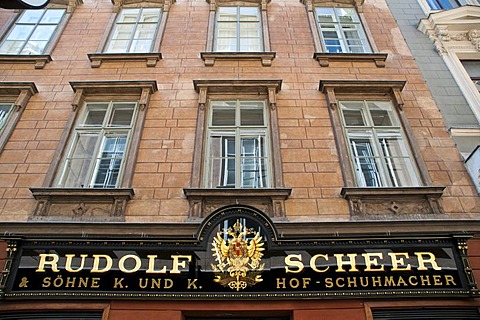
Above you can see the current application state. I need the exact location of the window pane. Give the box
[336,8,359,23]
[316,8,336,23]
[379,136,418,187]
[241,103,264,126]
[111,24,135,40]
[29,25,56,41]
[208,134,236,188]
[0,104,14,131]
[368,101,397,126]
[350,137,383,187]
[0,41,23,54]
[117,9,140,23]
[139,8,161,23]
[130,39,153,52]
[212,105,236,126]
[62,133,99,188]
[217,7,237,21]
[134,24,157,39]
[6,25,35,41]
[83,106,108,127]
[18,10,43,24]
[21,40,47,54]
[239,7,260,21]
[110,105,135,127]
[93,135,127,188]
[40,9,65,24]
[240,136,266,188]
[343,109,365,126]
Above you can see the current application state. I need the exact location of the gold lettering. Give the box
[445,275,456,286]
[415,252,441,271]
[65,277,76,287]
[91,255,113,273]
[78,277,89,288]
[151,278,162,288]
[276,278,286,289]
[91,277,100,288]
[42,277,51,288]
[302,278,311,288]
[409,275,418,286]
[285,254,304,273]
[146,255,167,274]
[325,278,333,288]
[119,254,142,273]
[334,253,359,272]
[36,254,60,273]
[397,276,407,286]
[310,254,329,273]
[362,253,384,272]
[433,275,442,286]
[65,254,88,273]
[384,276,396,287]
[170,255,192,274]
[388,252,411,271]
[347,277,357,288]
[139,278,148,289]
[372,276,382,287]
[289,278,300,289]
[359,277,368,287]
[336,277,345,288]
[165,278,173,289]
[113,277,124,288]
[188,278,198,289]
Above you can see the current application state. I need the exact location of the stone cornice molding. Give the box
[50,0,83,12]
[299,0,364,12]
[206,0,271,10]
[111,0,175,11]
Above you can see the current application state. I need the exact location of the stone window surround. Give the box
[418,5,480,125]
[184,79,291,221]
[301,0,387,67]
[200,0,276,67]
[0,82,38,153]
[319,79,445,217]
[30,80,157,221]
[0,0,82,69]
[87,0,174,68]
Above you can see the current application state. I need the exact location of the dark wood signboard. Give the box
[1,205,478,299]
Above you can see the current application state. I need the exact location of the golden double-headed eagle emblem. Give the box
[211,220,265,291]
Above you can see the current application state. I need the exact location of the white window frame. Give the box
[0,8,66,55]
[205,99,271,189]
[104,7,162,54]
[340,100,421,188]
[214,6,263,52]
[314,7,371,54]
[54,101,138,189]
[0,103,15,135]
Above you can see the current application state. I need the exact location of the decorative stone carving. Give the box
[29,188,134,222]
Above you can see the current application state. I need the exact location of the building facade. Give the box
[387,0,480,193]
[0,0,479,319]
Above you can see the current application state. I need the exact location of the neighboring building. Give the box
[387,0,480,193]
[0,0,479,319]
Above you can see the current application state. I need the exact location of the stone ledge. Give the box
[0,54,52,69]
[200,52,276,67]
[87,53,162,68]
[341,186,445,218]
[29,188,135,222]
[313,52,388,67]
[183,188,291,221]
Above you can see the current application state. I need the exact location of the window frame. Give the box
[185,79,291,220]
[88,0,172,68]
[320,79,445,216]
[302,0,387,67]
[205,99,272,189]
[0,82,37,154]
[0,1,77,69]
[201,0,275,67]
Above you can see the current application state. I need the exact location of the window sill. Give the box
[29,187,134,221]
[87,52,162,68]
[183,187,291,220]
[313,52,388,67]
[341,186,445,218]
[200,52,276,66]
[0,54,52,69]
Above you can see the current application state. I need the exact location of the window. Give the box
[0,82,37,153]
[320,80,444,216]
[214,6,262,52]
[30,80,156,221]
[184,79,290,220]
[427,0,460,9]
[200,1,275,66]
[315,7,371,54]
[88,1,172,67]
[461,60,480,91]
[104,8,162,54]
[54,101,137,188]
[340,100,420,187]
[206,100,270,188]
[0,9,65,55]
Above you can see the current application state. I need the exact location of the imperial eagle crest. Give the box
[211,219,265,291]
